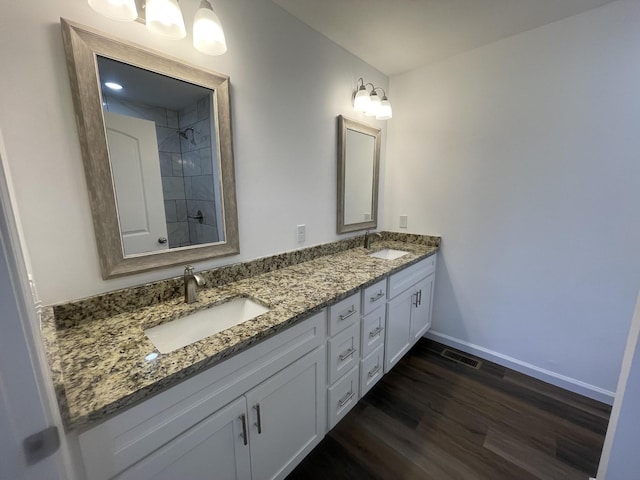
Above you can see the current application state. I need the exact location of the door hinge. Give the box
[23,426,60,465]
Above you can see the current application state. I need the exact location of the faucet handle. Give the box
[184,265,194,275]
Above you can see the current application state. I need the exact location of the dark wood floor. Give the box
[287,339,611,480]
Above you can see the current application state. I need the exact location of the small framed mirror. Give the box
[61,19,239,278]
[337,115,381,234]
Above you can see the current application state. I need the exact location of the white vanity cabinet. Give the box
[385,255,436,373]
[77,310,326,480]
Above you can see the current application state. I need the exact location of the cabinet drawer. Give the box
[327,366,359,430]
[327,322,360,384]
[388,255,437,299]
[361,307,385,357]
[328,292,360,336]
[362,279,386,316]
[360,344,384,398]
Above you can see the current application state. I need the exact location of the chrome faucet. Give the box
[364,231,382,249]
[184,265,206,304]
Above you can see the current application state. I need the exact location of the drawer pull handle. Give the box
[370,290,384,302]
[339,348,356,361]
[338,391,355,407]
[417,289,422,306]
[254,404,262,434]
[369,326,383,338]
[413,293,419,308]
[368,365,382,378]
[240,414,248,446]
[339,308,357,321]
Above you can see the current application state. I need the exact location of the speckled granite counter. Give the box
[41,233,439,431]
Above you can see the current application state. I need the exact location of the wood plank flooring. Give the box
[287,339,611,480]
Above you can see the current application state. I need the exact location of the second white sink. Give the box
[368,249,409,260]
[145,297,269,354]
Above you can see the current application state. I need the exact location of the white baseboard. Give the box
[425,330,615,405]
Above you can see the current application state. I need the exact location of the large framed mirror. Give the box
[337,115,381,234]
[61,19,239,278]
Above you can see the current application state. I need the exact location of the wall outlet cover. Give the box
[399,215,408,229]
[297,224,306,243]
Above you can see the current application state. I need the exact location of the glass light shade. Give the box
[376,98,392,120]
[146,0,187,39]
[193,1,227,55]
[88,0,138,21]
[365,92,381,117]
[353,86,370,113]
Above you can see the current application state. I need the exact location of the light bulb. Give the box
[365,92,381,117]
[193,1,227,55]
[376,97,392,120]
[354,86,370,113]
[146,0,187,39]
[88,0,138,21]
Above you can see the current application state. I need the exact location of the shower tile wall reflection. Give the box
[103,93,221,249]
[179,95,220,247]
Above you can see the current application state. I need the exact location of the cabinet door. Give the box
[410,273,434,342]
[246,347,326,480]
[385,289,414,373]
[115,396,251,480]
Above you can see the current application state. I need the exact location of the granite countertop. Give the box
[41,238,438,431]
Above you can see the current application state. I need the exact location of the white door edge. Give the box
[0,128,76,480]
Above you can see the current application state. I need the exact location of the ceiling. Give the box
[272,0,618,76]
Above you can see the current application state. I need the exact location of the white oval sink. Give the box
[145,297,269,354]
[368,249,409,260]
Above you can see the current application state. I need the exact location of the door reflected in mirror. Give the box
[337,116,380,234]
[97,57,225,255]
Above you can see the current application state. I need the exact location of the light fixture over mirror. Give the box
[87,0,228,55]
[193,0,227,55]
[353,78,392,120]
[88,0,138,21]
[145,0,186,39]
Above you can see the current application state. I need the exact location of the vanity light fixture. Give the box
[353,78,392,120]
[193,0,227,55]
[88,0,138,21]
[145,0,187,39]
[87,0,227,55]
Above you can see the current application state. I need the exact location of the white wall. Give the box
[0,0,387,305]
[385,0,640,398]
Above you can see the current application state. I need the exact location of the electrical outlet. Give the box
[297,224,306,243]
[399,215,408,229]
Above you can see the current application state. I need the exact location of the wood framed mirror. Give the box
[337,115,381,234]
[61,19,239,278]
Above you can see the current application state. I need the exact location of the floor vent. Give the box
[441,348,482,369]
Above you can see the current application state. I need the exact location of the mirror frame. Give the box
[336,115,381,234]
[61,19,239,278]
